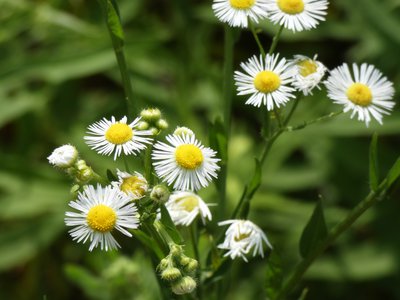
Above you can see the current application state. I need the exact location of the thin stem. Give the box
[268,25,284,55]
[285,110,343,132]
[98,0,136,114]
[144,145,154,184]
[190,224,202,300]
[273,107,283,128]
[249,21,266,57]
[276,180,388,300]
[123,155,131,173]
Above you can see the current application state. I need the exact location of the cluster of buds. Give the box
[158,243,198,295]
[138,108,168,135]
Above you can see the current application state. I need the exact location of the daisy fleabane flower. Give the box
[152,133,220,191]
[234,53,296,110]
[266,0,329,32]
[65,184,139,251]
[218,220,272,262]
[165,191,212,226]
[84,116,152,160]
[47,144,78,168]
[290,54,327,95]
[325,63,395,126]
[112,169,148,200]
[212,0,269,28]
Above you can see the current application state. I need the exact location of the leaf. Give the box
[369,133,379,191]
[159,205,183,244]
[299,199,328,258]
[132,230,164,260]
[239,159,262,218]
[106,169,117,182]
[104,0,124,43]
[387,157,400,188]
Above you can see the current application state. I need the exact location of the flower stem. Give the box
[190,224,202,299]
[268,25,284,55]
[285,110,343,132]
[249,21,266,57]
[275,180,388,300]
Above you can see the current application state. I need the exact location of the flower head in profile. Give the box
[234,54,296,110]
[165,191,212,226]
[212,0,269,28]
[112,169,148,200]
[325,63,395,126]
[290,54,327,95]
[65,184,139,251]
[152,133,220,191]
[84,116,152,160]
[47,144,78,168]
[218,219,272,262]
[266,0,329,32]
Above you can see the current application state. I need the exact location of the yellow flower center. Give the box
[230,0,255,9]
[234,232,251,242]
[254,71,281,93]
[120,176,147,197]
[175,144,204,170]
[86,204,117,232]
[105,123,133,145]
[297,59,318,77]
[346,83,372,107]
[277,0,305,14]
[177,195,199,212]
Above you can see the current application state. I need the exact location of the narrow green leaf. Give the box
[299,199,328,258]
[132,230,164,260]
[106,0,124,42]
[369,133,379,191]
[106,169,117,182]
[387,157,400,188]
[209,117,228,163]
[160,205,183,244]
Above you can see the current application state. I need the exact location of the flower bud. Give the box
[161,267,182,282]
[156,119,169,130]
[173,126,194,137]
[171,276,197,295]
[169,244,182,258]
[137,121,149,130]
[140,108,161,122]
[150,185,170,204]
[47,144,78,168]
[178,255,191,267]
[75,160,94,183]
[150,127,160,136]
[158,258,170,271]
[185,260,198,273]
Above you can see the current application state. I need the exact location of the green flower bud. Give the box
[161,267,182,282]
[185,260,198,273]
[140,108,161,122]
[150,185,170,204]
[158,258,170,271]
[178,255,191,267]
[169,244,182,258]
[137,121,149,130]
[75,160,94,183]
[150,127,160,136]
[156,119,169,130]
[171,276,197,295]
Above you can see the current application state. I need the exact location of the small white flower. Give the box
[325,63,395,126]
[112,169,148,200]
[290,54,327,95]
[218,220,272,262]
[65,184,139,251]
[152,133,220,191]
[265,0,329,32]
[47,144,78,168]
[165,191,212,226]
[84,116,152,160]
[212,0,269,28]
[234,54,296,110]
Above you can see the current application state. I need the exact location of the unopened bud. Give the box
[137,121,149,130]
[156,119,169,130]
[47,144,78,168]
[150,127,160,136]
[161,267,182,282]
[171,276,197,295]
[178,256,191,267]
[150,185,170,204]
[75,160,94,183]
[140,108,161,122]
[173,127,194,137]
[185,260,198,273]
[158,258,170,271]
[169,244,182,258]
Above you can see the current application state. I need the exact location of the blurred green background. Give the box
[0,0,399,299]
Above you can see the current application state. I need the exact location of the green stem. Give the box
[144,145,154,184]
[98,0,136,115]
[92,172,108,185]
[123,155,131,173]
[249,21,266,57]
[190,224,202,299]
[268,25,284,55]
[276,180,388,300]
[273,107,283,128]
[285,110,343,132]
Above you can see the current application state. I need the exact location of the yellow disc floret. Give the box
[87,204,117,232]
[121,176,147,197]
[175,144,204,170]
[298,60,318,77]
[254,71,281,93]
[177,195,199,212]
[230,0,255,9]
[278,0,305,14]
[105,123,133,145]
[346,83,372,107]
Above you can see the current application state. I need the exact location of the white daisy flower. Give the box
[265,0,329,32]
[47,144,78,168]
[234,54,296,110]
[212,0,269,28]
[290,54,327,95]
[325,63,395,126]
[218,219,272,262]
[65,184,139,251]
[84,116,153,160]
[165,191,212,226]
[152,133,220,191]
[112,169,148,200]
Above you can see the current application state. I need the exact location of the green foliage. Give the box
[369,133,379,191]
